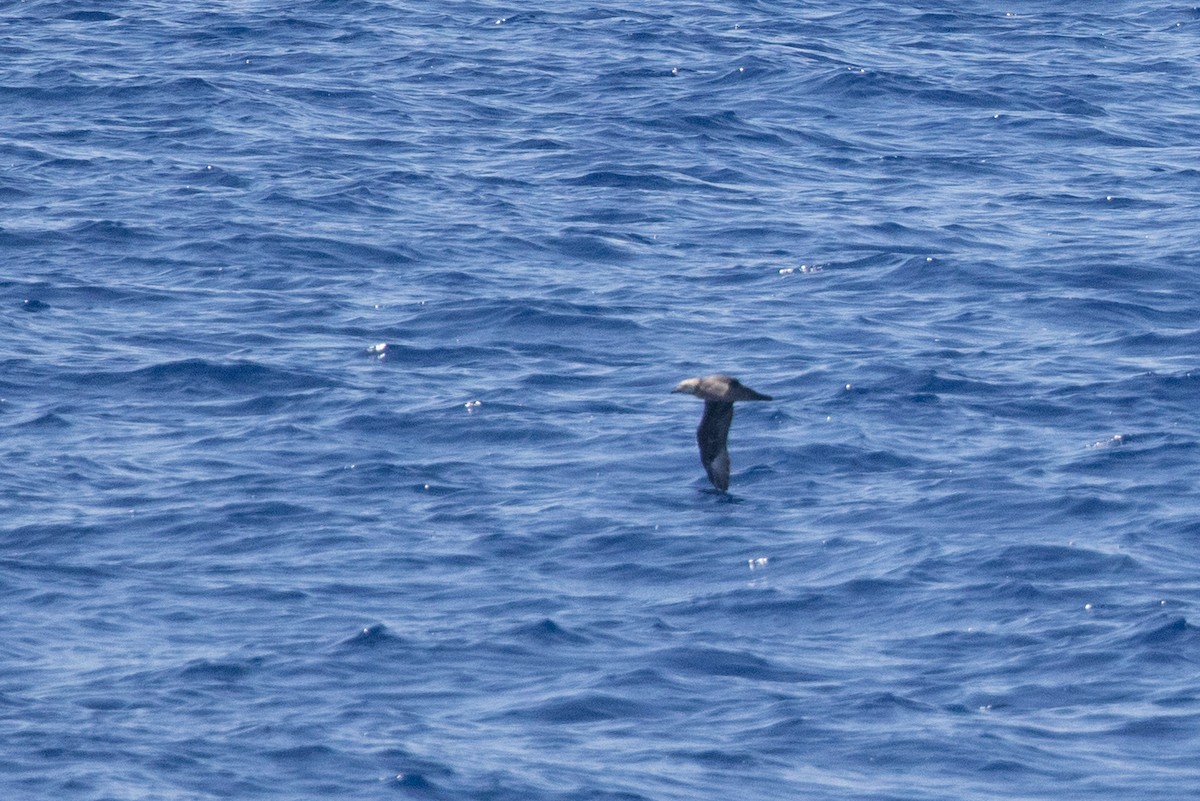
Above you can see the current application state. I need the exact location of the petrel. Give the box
[672,374,772,492]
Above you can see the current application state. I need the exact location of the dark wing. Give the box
[697,400,734,491]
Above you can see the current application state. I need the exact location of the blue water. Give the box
[4,2,1200,798]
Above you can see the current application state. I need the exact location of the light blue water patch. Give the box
[3,2,1200,799]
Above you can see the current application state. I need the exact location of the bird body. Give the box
[672,374,771,491]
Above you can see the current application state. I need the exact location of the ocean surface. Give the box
[4,2,1200,799]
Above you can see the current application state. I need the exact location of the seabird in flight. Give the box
[672,374,772,492]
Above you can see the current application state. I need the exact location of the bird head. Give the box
[672,374,772,402]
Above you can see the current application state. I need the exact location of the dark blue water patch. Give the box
[665,744,766,772]
[504,300,647,337]
[995,114,1152,148]
[370,302,649,360]
[178,657,262,684]
[1062,433,1200,478]
[1046,373,1198,421]
[320,458,432,490]
[1040,297,1192,333]
[507,692,650,725]
[210,390,333,418]
[652,645,808,684]
[337,622,406,650]
[1116,323,1200,357]
[1036,92,1109,119]
[220,232,423,275]
[574,558,699,589]
[6,281,182,312]
[1132,616,1197,647]
[878,366,1014,402]
[786,442,924,477]
[57,219,159,245]
[643,108,775,142]
[507,618,590,646]
[183,164,251,189]
[56,9,121,23]
[741,708,827,753]
[857,690,939,717]
[546,233,636,262]
[1138,371,1200,403]
[1,525,115,565]
[902,625,1047,666]
[665,584,828,624]
[564,170,692,191]
[63,358,340,398]
[912,86,1014,109]
[388,770,440,794]
[1111,713,1200,739]
[208,498,328,530]
[373,745,460,792]
[263,743,338,765]
[569,791,655,801]
[506,135,571,152]
[807,64,931,102]
[978,544,1139,582]
[15,411,71,428]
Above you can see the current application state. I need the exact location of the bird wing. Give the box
[697,400,734,491]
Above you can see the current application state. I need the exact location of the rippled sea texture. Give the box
[4,2,1200,799]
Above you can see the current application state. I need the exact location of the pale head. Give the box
[672,374,771,403]
[672,377,704,397]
